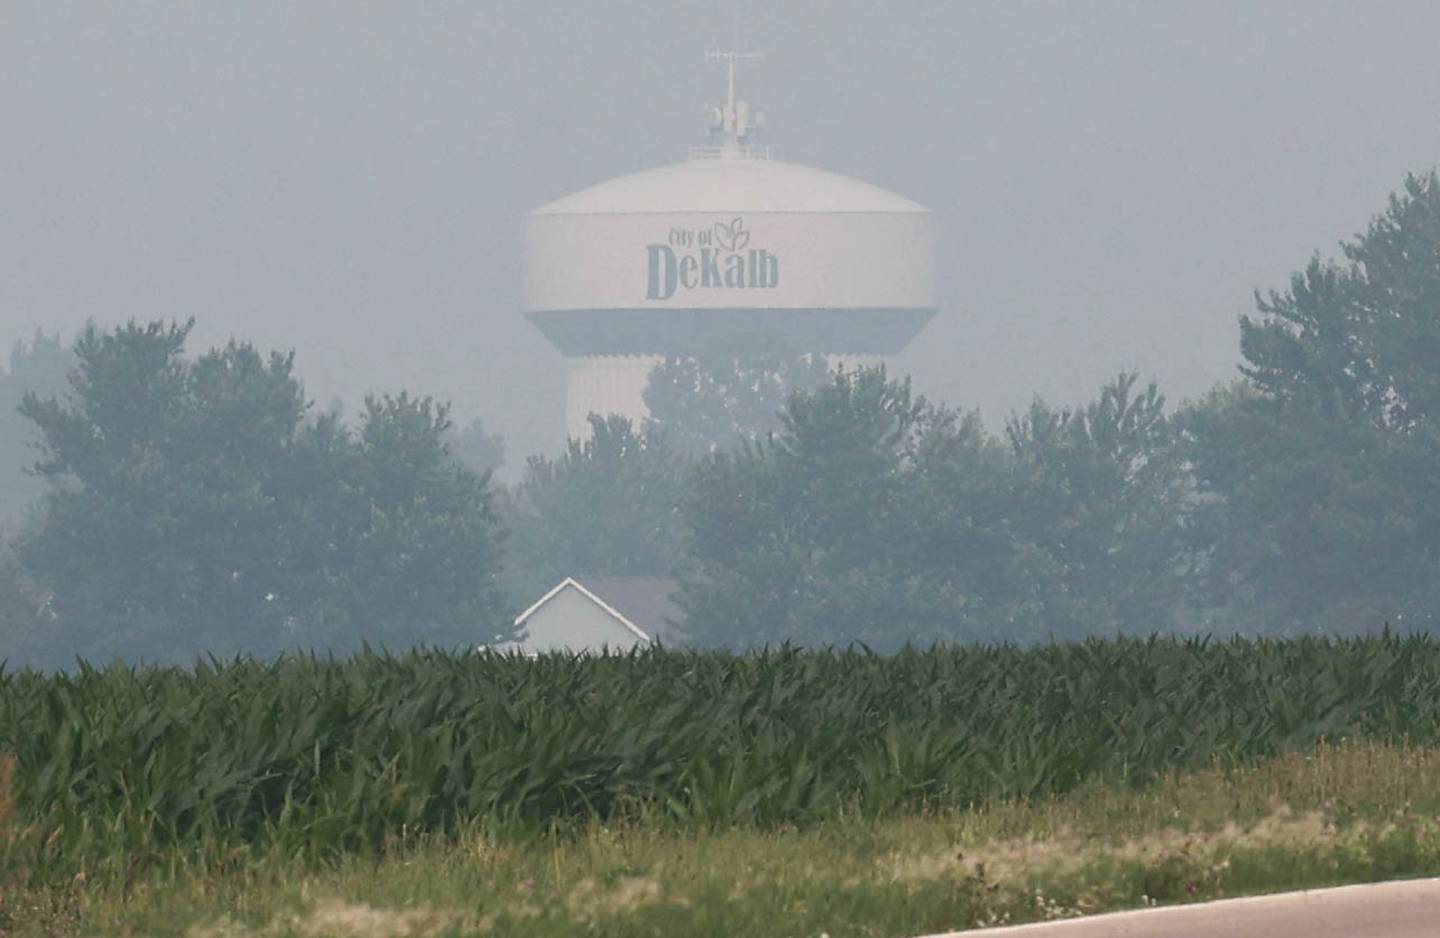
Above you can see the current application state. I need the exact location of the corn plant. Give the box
[5,635,1440,883]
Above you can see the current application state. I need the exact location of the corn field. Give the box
[4,636,1440,878]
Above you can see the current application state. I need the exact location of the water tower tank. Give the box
[523,54,935,439]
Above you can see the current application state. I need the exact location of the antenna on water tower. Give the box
[703,48,765,153]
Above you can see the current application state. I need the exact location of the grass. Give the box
[5,741,1440,937]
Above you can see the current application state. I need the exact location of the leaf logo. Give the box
[713,217,751,253]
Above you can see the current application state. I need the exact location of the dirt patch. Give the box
[565,875,665,922]
[886,804,1349,886]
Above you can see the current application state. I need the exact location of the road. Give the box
[915,878,1440,937]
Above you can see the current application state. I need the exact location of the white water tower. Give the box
[524,52,935,439]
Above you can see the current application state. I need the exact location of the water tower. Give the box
[523,52,935,439]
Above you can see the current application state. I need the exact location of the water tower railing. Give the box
[687,144,773,160]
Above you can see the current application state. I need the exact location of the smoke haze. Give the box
[5,1,1440,461]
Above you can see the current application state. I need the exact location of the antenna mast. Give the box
[700,48,767,158]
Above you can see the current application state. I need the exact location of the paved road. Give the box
[916,878,1440,937]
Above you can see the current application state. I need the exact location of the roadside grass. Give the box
[5,741,1440,937]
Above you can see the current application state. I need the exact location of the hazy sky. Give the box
[6,1,1440,464]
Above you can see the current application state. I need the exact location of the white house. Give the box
[500,577,682,656]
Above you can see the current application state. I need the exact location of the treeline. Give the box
[507,172,1440,647]
[3,173,1440,666]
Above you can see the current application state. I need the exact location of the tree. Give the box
[1181,383,1439,632]
[0,541,54,670]
[14,320,510,664]
[502,414,686,603]
[999,374,1191,637]
[678,367,1193,649]
[1184,172,1440,632]
[642,331,830,456]
[450,415,506,475]
[0,332,72,530]
[678,366,1010,649]
[1239,172,1440,432]
[325,393,509,650]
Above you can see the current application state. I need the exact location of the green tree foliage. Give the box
[502,413,686,602]
[450,415,506,475]
[642,332,830,455]
[1001,374,1191,635]
[332,393,510,648]
[679,368,1189,649]
[0,332,72,530]
[1239,173,1440,430]
[0,542,51,667]
[1184,172,1440,632]
[679,367,974,648]
[11,320,509,666]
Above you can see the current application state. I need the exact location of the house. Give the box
[501,576,683,655]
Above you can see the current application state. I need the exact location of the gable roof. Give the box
[569,577,683,643]
[513,577,651,643]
